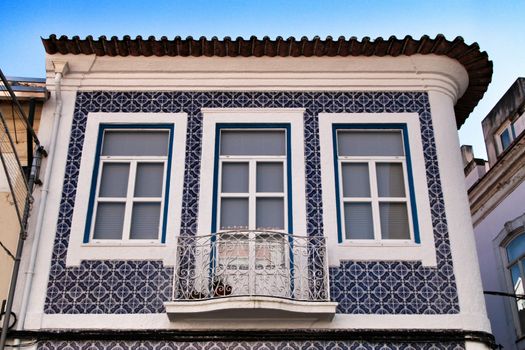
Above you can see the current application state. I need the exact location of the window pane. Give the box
[514,113,525,137]
[130,202,161,239]
[221,162,249,193]
[99,163,129,197]
[511,264,522,291]
[220,130,285,156]
[218,234,250,272]
[256,198,284,230]
[500,129,512,151]
[257,162,284,193]
[510,264,525,333]
[255,233,285,267]
[93,202,125,239]
[134,163,164,197]
[341,163,370,197]
[376,163,406,197]
[507,234,525,262]
[344,203,373,239]
[102,130,169,156]
[380,202,410,239]
[220,198,248,230]
[337,130,404,157]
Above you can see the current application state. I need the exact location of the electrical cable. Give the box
[0,241,15,261]
[0,310,16,331]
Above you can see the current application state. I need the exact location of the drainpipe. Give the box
[16,61,68,333]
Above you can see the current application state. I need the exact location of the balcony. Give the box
[164,230,337,321]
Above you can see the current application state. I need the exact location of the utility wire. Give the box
[484,290,525,300]
[0,241,15,261]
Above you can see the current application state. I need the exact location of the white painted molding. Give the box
[164,296,337,321]
[44,54,469,103]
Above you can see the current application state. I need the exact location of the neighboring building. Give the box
[465,77,525,349]
[0,77,46,310]
[7,35,494,350]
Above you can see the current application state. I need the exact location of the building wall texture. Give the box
[44,91,458,315]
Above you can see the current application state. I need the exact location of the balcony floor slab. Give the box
[164,296,337,321]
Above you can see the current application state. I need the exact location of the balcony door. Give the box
[215,127,290,297]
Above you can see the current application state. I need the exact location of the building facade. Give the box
[0,77,46,310]
[8,35,494,350]
[465,78,525,349]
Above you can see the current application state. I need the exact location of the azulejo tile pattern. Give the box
[38,340,466,350]
[45,91,459,314]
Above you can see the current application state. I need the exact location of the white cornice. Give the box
[470,135,525,226]
[44,54,468,102]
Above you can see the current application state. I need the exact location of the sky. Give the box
[1,0,524,159]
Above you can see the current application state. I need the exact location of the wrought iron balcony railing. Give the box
[173,230,329,302]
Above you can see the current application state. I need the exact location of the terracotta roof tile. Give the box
[41,34,493,128]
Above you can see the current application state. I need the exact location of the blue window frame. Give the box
[211,123,293,234]
[505,232,525,336]
[332,124,420,243]
[84,124,174,243]
[500,128,512,152]
[209,124,294,297]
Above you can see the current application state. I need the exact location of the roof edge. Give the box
[41,34,493,128]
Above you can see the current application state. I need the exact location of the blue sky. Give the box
[1,0,524,159]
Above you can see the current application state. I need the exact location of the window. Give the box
[84,125,173,243]
[496,112,525,155]
[498,124,514,152]
[214,127,291,232]
[505,233,525,335]
[514,111,525,138]
[211,125,292,296]
[333,125,419,243]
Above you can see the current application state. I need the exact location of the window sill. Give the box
[338,240,418,247]
[164,296,337,321]
[328,241,437,266]
[83,241,165,247]
[66,242,176,266]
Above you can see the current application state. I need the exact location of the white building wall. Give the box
[9,54,492,349]
[473,181,525,349]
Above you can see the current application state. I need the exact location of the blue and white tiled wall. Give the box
[44,91,459,315]
[38,340,465,350]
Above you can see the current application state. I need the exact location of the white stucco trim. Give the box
[492,213,525,343]
[471,183,525,348]
[318,112,436,266]
[429,91,491,333]
[66,112,187,266]
[164,296,337,321]
[45,55,469,104]
[35,312,489,332]
[17,90,79,329]
[197,108,307,239]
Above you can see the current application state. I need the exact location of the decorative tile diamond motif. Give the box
[38,340,466,350]
[45,91,459,314]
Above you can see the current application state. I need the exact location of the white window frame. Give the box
[66,113,187,266]
[215,128,290,295]
[217,130,288,232]
[337,147,414,242]
[318,113,437,266]
[494,213,525,341]
[496,120,515,155]
[513,110,525,138]
[197,109,306,240]
[90,130,169,243]
[503,235,525,339]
